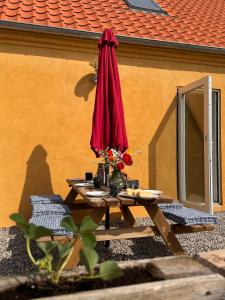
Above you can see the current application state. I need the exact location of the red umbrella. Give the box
[90,29,128,157]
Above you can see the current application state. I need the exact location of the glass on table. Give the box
[85,172,93,182]
[126,179,139,189]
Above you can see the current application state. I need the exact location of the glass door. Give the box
[178,76,213,214]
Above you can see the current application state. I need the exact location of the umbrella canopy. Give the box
[90,29,128,157]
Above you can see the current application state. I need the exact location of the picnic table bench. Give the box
[36,179,217,269]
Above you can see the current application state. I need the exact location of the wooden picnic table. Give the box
[61,179,215,269]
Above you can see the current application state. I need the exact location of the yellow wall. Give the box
[1,29,225,226]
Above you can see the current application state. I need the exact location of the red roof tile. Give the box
[0,0,225,49]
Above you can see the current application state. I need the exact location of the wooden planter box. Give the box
[1,255,225,300]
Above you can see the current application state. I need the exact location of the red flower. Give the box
[117,162,124,170]
[123,153,133,166]
[107,149,113,156]
[108,155,114,161]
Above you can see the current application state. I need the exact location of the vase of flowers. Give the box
[99,148,133,194]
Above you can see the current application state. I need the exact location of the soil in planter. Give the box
[1,265,161,300]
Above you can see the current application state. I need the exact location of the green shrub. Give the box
[10,213,123,284]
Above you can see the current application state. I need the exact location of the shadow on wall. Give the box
[74,73,96,101]
[19,145,54,220]
[148,97,177,198]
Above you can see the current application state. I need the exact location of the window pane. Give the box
[125,0,163,12]
[185,88,205,204]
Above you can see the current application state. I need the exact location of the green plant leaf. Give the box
[29,225,53,240]
[79,216,98,234]
[80,246,98,275]
[99,261,124,281]
[55,241,74,260]
[9,213,30,236]
[80,232,96,248]
[61,216,78,234]
[37,241,57,255]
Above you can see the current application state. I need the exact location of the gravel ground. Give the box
[1,212,225,276]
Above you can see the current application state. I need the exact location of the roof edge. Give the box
[1,20,225,55]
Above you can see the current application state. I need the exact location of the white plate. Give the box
[74,182,93,187]
[144,189,162,195]
[86,191,109,197]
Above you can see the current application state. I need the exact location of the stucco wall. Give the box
[0,29,225,226]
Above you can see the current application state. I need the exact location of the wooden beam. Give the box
[141,200,185,256]
[94,224,215,242]
[120,206,137,227]
[69,202,91,210]
[95,226,159,241]
[64,188,78,207]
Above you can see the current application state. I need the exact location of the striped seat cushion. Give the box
[29,215,73,236]
[32,203,71,217]
[158,203,218,225]
[30,195,63,205]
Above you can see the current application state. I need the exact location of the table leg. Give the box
[104,208,110,248]
[120,206,137,227]
[65,207,107,269]
[64,188,78,208]
[142,200,185,256]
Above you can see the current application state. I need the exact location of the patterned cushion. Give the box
[29,215,73,236]
[158,203,183,211]
[32,203,71,216]
[30,195,63,205]
[159,203,218,225]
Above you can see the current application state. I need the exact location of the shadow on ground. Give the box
[0,227,41,276]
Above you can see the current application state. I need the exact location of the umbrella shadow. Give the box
[74,73,96,101]
[19,145,54,221]
[148,96,178,197]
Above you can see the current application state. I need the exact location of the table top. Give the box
[67,179,174,208]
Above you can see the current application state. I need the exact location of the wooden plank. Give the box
[37,223,215,243]
[64,188,78,207]
[117,194,173,205]
[157,194,174,203]
[103,196,120,207]
[66,178,84,187]
[90,207,107,224]
[120,206,137,227]
[69,202,92,210]
[140,199,185,256]
[196,249,225,276]
[116,196,136,205]
[75,187,90,198]
[95,226,159,241]
[173,224,216,233]
[86,197,106,207]
[64,237,83,269]
[52,274,225,300]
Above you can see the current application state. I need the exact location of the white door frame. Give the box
[178,76,213,214]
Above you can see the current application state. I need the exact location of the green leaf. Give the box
[99,261,124,281]
[80,246,98,275]
[55,242,73,260]
[10,213,30,236]
[37,241,57,255]
[80,232,96,248]
[29,225,53,240]
[79,216,98,234]
[61,216,78,234]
